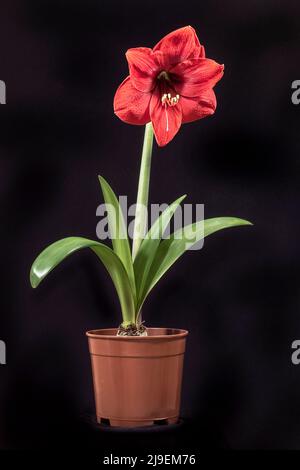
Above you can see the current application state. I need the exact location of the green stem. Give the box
[132,122,154,261]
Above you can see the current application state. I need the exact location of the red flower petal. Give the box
[191,44,206,59]
[150,87,182,146]
[153,26,201,68]
[152,44,205,71]
[126,47,159,93]
[181,89,217,123]
[171,58,224,97]
[114,76,151,125]
[151,50,170,70]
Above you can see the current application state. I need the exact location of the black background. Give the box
[0,0,300,452]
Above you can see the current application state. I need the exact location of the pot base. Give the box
[97,416,179,428]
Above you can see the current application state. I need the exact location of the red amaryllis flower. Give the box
[114,26,224,147]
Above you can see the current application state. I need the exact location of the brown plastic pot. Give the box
[86,327,188,428]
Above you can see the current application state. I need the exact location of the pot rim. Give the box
[86,327,188,340]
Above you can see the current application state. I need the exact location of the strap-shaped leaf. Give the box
[30,237,136,325]
[139,217,252,308]
[98,176,136,301]
[134,194,186,306]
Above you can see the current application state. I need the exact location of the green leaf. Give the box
[134,194,186,308]
[98,176,136,302]
[139,217,252,308]
[30,237,136,325]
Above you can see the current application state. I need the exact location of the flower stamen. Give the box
[161,93,180,107]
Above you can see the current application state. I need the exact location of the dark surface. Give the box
[79,415,229,450]
[0,0,300,451]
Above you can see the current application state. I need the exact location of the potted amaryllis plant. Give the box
[30,26,251,427]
